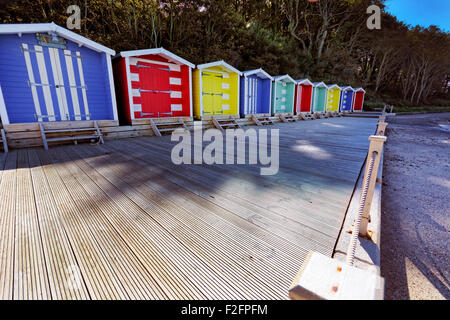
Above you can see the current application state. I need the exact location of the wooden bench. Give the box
[149,118,188,137]
[40,120,104,150]
[212,117,241,132]
[1,128,8,152]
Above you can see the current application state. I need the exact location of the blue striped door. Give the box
[22,43,90,121]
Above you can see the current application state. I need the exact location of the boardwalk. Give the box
[0,117,377,300]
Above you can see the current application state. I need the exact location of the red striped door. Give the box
[136,61,171,117]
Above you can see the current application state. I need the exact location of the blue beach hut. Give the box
[0,23,117,125]
[339,86,355,112]
[240,68,273,117]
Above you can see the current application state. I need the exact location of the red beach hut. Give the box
[113,48,195,124]
[295,78,314,113]
[352,88,366,112]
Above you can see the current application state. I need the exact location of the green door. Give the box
[272,81,293,114]
[314,87,326,112]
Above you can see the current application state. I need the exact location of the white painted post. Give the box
[346,135,386,266]
[376,122,388,136]
[359,136,386,237]
[1,128,8,152]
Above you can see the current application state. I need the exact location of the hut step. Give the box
[1,128,8,152]
[150,119,188,136]
[251,115,273,126]
[279,114,297,123]
[298,113,315,121]
[212,117,241,132]
[39,120,104,150]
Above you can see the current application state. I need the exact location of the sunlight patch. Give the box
[321,123,345,128]
[292,144,333,160]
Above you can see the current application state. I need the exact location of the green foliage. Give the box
[0,0,449,108]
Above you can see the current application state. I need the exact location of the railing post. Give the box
[346,135,386,266]
[359,136,386,236]
[382,105,386,113]
[376,122,388,136]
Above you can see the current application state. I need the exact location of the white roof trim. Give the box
[340,86,355,91]
[312,81,327,88]
[197,60,242,75]
[243,68,273,80]
[296,78,313,86]
[273,74,296,83]
[354,87,366,93]
[0,22,115,55]
[326,84,341,90]
[119,47,195,68]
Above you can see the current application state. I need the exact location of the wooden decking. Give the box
[0,117,378,300]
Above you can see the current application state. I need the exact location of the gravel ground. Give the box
[381,112,450,300]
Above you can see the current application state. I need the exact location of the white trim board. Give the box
[0,85,9,125]
[0,22,115,55]
[242,68,273,80]
[119,47,195,68]
[273,74,296,84]
[197,60,242,76]
[106,53,118,121]
[296,78,314,86]
[125,57,135,120]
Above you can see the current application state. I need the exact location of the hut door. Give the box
[246,77,258,114]
[22,44,90,121]
[202,71,222,115]
[137,62,171,117]
[275,82,287,113]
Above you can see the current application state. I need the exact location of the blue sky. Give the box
[384,0,450,32]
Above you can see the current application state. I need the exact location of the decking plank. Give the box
[58,146,263,299]
[35,150,129,300]
[44,149,168,300]
[27,149,90,300]
[2,117,378,300]
[14,150,50,300]
[72,145,298,299]
[0,151,17,299]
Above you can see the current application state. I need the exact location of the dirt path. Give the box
[381,113,450,300]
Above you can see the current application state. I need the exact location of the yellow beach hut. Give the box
[325,84,341,114]
[193,60,242,119]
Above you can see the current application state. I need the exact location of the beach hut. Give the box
[352,87,366,111]
[339,86,355,112]
[325,84,341,113]
[0,23,117,125]
[193,60,241,119]
[271,75,296,115]
[311,82,327,113]
[113,48,194,124]
[240,68,273,117]
[295,78,314,114]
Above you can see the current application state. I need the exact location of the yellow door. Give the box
[202,71,222,115]
[327,88,340,111]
